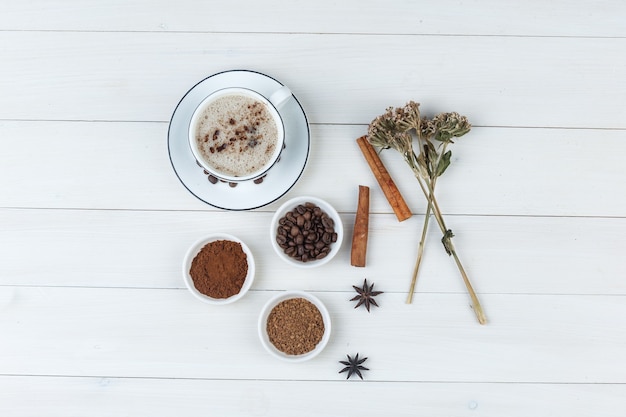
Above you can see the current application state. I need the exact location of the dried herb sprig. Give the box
[367,102,486,325]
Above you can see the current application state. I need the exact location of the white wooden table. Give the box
[1,1,625,415]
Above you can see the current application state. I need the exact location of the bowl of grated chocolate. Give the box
[270,196,343,268]
[183,233,255,305]
[258,290,331,362]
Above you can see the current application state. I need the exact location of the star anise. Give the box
[350,279,383,312]
[338,353,369,380]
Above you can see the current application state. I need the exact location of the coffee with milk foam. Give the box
[195,94,279,178]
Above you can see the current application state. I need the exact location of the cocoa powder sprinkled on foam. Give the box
[196,95,278,177]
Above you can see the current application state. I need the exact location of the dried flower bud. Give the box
[395,101,421,132]
[420,117,437,138]
[367,109,413,155]
[432,112,471,143]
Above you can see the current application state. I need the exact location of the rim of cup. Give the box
[188,87,286,183]
[258,291,331,362]
[269,196,343,268]
[182,233,255,305]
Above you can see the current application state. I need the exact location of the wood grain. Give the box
[1,0,625,37]
[2,376,625,417]
[0,32,625,128]
[1,122,625,217]
[1,1,625,415]
[1,287,625,383]
[1,208,624,295]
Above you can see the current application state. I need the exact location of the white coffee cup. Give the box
[189,86,292,183]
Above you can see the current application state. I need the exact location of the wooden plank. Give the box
[1,0,625,37]
[1,287,625,383]
[1,122,625,217]
[1,1,624,414]
[1,208,624,295]
[0,375,624,417]
[0,32,625,128]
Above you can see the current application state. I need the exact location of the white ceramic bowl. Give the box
[258,291,331,362]
[182,233,255,305]
[270,196,343,268]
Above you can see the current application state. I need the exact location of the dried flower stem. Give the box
[406,138,444,303]
[406,143,446,304]
[406,205,431,303]
[449,240,487,325]
[411,163,487,325]
[366,102,486,324]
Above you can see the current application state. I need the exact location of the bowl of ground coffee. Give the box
[270,196,343,268]
[183,233,255,305]
[258,291,331,362]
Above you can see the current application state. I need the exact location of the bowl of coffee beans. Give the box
[258,290,331,362]
[182,233,255,305]
[270,196,343,268]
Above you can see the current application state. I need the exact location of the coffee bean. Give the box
[321,216,334,229]
[275,202,337,263]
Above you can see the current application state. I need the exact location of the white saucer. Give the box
[168,70,311,210]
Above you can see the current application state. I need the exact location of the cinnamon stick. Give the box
[350,185,370,267]
[356,136,412,222]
